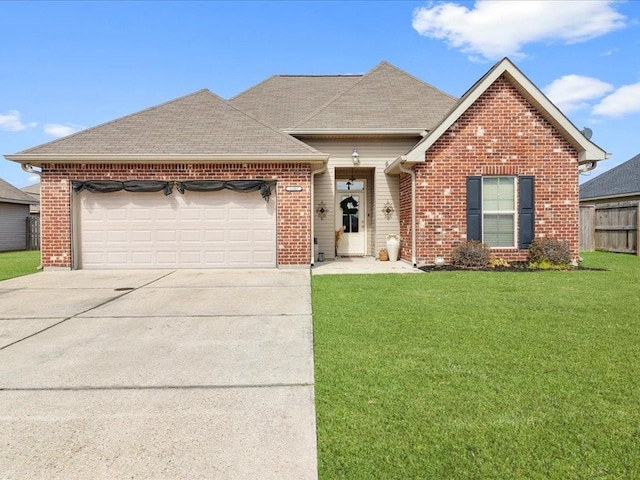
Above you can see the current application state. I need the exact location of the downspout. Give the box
[310,161,327,267]
[398,160,417,267]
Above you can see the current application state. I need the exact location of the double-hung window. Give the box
[467,175,535,249]
[482,177,516,247]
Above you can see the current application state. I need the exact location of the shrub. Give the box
[451,240,491,268]
[489,257,510,269]
[528,238,571,266]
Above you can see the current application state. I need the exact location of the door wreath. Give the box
[340,196,359,215]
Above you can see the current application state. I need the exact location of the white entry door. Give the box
[336,180,366,256]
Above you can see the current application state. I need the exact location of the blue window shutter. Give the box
[467,176,482,241]
[519,176,535,248]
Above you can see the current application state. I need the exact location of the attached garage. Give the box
[76,189,277,269]
[6,89,326,270]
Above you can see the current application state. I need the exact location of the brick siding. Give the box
[39,163,311,268]
[400,75,580,265]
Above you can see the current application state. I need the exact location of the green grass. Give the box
[0,250,41,281]
[312,252,640,479]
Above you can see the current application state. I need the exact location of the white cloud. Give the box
[593,83,640,117]
[44,123,85,138]
[0,110,37,131]
[412,0,626,60]
[544,75,613,112]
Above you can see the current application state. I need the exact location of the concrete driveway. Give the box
[0,269,316,479]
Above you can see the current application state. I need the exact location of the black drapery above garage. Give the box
[72,180,174,195]
[176,180,272,202]
[72,179,273,201]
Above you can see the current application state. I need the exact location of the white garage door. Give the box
[77,189,277,269]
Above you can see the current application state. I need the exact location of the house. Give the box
[580,153,640,204]
[0,177,38,252]
[21,182,41,215]
[4,58,608,270]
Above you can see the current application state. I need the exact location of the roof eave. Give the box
[283,128,427,136]
[384,155,424,175]
[0,197,38,205]
[580,191,640,202]
[4,153,330,166]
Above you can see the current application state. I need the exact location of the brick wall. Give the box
[40,162,311,268]
[406,75,580,265]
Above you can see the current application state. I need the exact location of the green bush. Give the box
[528,238,571,266]
[451,240,491,268]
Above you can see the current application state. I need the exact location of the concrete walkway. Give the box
[312,256,423,275]
[0,270,316,479]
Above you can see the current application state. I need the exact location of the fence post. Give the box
[637,201,640,257]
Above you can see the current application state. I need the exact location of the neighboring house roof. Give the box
[21,182,40,201]
[288,61,457,133]
[391,58,609,173]
[7,90,327,164]
[230,74,361,129]
[0,178,38,205]
[580,153,640,201]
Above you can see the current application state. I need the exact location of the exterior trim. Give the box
[405,58,609,165]
[5,153,329,166]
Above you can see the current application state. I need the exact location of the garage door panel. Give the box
[254,229,275,242]
[131,230,152,242]
[131,252,153,264]
[180,230,202,242]
[156,209,178,221]
[156,230,177,242]
[78,190,276,269]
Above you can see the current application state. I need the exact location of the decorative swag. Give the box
[71,180,273,202]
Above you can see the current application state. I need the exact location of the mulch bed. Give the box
[419,262,606,273]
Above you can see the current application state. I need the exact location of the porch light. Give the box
[352,147,360,165]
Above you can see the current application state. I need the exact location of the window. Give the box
[467,176,534,249]
[482,177,515,247]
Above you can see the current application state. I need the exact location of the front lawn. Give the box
[0,250,41,281]
[312,252,640,479]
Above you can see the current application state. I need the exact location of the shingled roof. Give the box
[14,90,322,158]
[230,61,457,132]
[230,75,361,129]
[291,61,457,131]
[580,153,640,201]
[0,178,38,205]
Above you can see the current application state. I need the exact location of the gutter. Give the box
[397,158,417,267]
[310,161,327,267]
[579,152,611,173]
[5,153,330,165]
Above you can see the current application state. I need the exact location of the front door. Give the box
[336,180,366,256]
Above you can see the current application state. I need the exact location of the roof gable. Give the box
[230,75,361,129]
[290,61,457,132]
[580,153,640,200]
[405,58,609,165]
[11,90,322,159]
[0,178,38,205]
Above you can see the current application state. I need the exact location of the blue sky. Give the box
[1,0,639,188]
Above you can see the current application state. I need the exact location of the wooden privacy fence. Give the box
[26,215,40,250]
[580,202,639,255]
